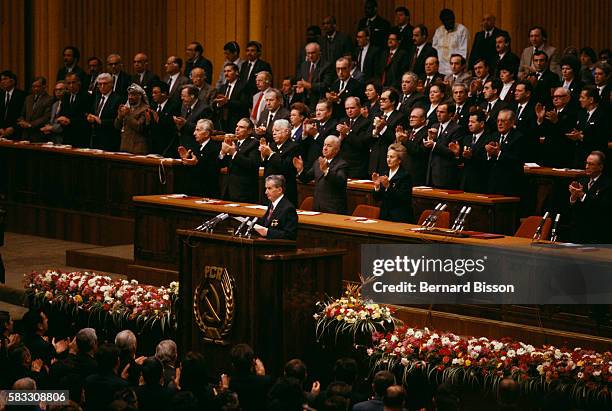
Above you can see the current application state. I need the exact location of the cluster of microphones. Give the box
[420,203,472,232]
[193,212,260,238]
[533,211,562,243]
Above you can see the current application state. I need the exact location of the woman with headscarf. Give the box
[115,83,149,154]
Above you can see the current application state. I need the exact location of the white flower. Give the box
[507,350,516,358]
[593,370,601,377]
[537,364,544,375]
[577,372,584,379]
[414,331,423,339]
[516,348,526,356]
[400,358,409,366]
[406,328,415,336]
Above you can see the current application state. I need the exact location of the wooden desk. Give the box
[0,140,189,244]
[132,195,612,344]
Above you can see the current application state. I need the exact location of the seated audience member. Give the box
[17,76,54,142]
[57,73,92,147]
[0,70,27,140]
[259,119,301,206]
[451,83,473,132]
[511,80,539,162]
[498,64,518,103]
[250,71,272,124]
[115,83,149,154]
[71,327,98,380]
[289,102,309,142]
[115,330,141,386]
[593,61,611,110]
[178,118,221,198]
[177,351,215,409]
[213,62,250,133]
[134,357,172,411]
[40,80,67,144]
[485,109,525,196]
[568,151,611,244]
[219,118,260,203]
[536,87,578,167]
[84,343,129,411]
[424,103,464,189]
[154,339,178,390]
[460,111,490,193]
[468,58,491,105]
[336,96,371,178]
[88,73,122,151]
[228,343,272,411]
[396,107,428,186]
[281,76,303,110]
[353,370,396,411]
[254,175,298,240]
[22,309,64,365]
[383,385,406,411]
[372,143,414,223]
[189,67,215,111]
[294,135,349,214]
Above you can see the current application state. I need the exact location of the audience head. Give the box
[372,370,396,398]
[245,40,263,62]
[495,33,511,54]
[514,80,533,103]
[271,119,290,145]
[387,31,400,51]
[528,26,547,48]
[151,81,170,103]
[383,385,406,410]
[497,378,519,410]
[127,83,147,106]
[96,342,121,373]
[424,56,439,75]
[412,24,428,46]
[335,57,351,81]
[315,99,333,122]
[579,85,601,108]
[62,46,80,66]
[593,62,611,86]
[436,102,455,123]
[410,107,427,128]
[189,67,206,88]
[0,70,18,90]
[235,118,253,139]
[452,83,468,104]
[13,376,37,390]
[585,151,605,178]
[439,8,456,30]
[265,88,283,111]
[165,55,183,75]
[223,41,241,62]
[155,339,178,367]
[96,73,113,95]
[76,327,98,355]
[106,53,123,74]
[180,84,198,107]
[141,356,163,386]
[284,358,307,383]
[387,143,406,170]
[115,329,137,358]
[395,6,410,26]
[473,58,489,79]
[497,109,515,134]
[132,53,148,74]
[264,175,286,204]
[401,72,419,94]
[194,118,214,143]
[64,73,81,94]
[344,96,361,119]
[380,87,399,111]
[560,55,580,81]
[365,81,381,103]
[468,111,486,134]
[289,102,309,127]
[483,78,502,101]
[87,56,103,74]
[30,76,47,95]
[230,343,256,375]
[428,83,446,104]
[186,41,204,61]
[180,351,209,391]
[449,54,466,74]
[551,87,571,109]
[333,357,358,385]
[321,15,337,36]
[323,135,341,159]
[356,29,370,47]
[482,14,496,31]
[255,70,272,92]
[22,308,48,336]
[579,46,597,66]
[364,0,378,18]
[532,50,549,72]
[599,48,610,64]
[281,76,295,94]
[305,25,321,43]
[223,62,240,82]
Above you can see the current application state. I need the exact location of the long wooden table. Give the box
[132,195,612,346]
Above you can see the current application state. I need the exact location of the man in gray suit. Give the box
[17,77,54,142]
[519,26,561,78]
[294,135,348,214]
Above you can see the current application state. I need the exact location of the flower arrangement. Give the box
[24,270,179,333]
[369,325,612,402]
[314,284,401,345]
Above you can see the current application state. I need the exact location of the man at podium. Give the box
[254,175,298,240]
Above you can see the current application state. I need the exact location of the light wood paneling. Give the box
[0,0,26,87]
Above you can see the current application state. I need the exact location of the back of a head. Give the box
[373,370,395,398]
[115,330,137,356]
[383,385,405,410]
[326,381,352,399]
[229,343,255,376]
[180,351,208,391]
[333,357,358,385]
[267,377,306,411]
[284,358,307,383]
[12,377,37,390]
[141,356,163,386]
[96,343,120,373]
[76,327,97,354]
[215,390,240,411]
[434,382,461,411]
[323,395,349,411]
[497,377,520,409]
[155,339,177,366]
[171,391,200,411]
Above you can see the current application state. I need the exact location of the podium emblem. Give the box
[193,265,235,344]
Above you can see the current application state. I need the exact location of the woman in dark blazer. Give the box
[424,83,447,126]
[372,143,414,223]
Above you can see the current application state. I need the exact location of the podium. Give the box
[177,229,345,376]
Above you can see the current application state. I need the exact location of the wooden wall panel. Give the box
[0,0,26,87]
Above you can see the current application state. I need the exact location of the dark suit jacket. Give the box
[338,115,371,178]
[84,371,129,411]
[321,31,354,63]
[257,196,298,240]
[495,52,520,77]
[131,70,160,97]
[189,139,221,198]
[240,59,273,96]
[179,100,211,150]
[511,100,539,162]
[531,70,561,106]
[569,175,612,244]
[381,48,409,89]
[165,74,191,102]
[486,129,525,196]
[373,166,414,223]
[261,139,301,206]
[90,92,122,151]
[0,88,27,138]
[328,77,365,119]
[149,99,181,155]
[401,126,429,186]
[469,28,510,70]
[396,24,415,53]
[368,110,406,175]
[357,45,382,81]
[296,59,335,109]
[220,137,260,203]
[356,15,391,49]
[56,65,87,84]
[185,56,214,84]
[480,99,510,133]
[59,91,92,147]
[453,101,474,133]
[539,105,578,167]
[572,106,608,168]
[111,71,132,99]
[257,106,291,142]
[301,118,338,172]
[298,156,348,214]
[460,131,490,193]
[20,92,54,141]
[214,81,250,132]
[398,92,427,115]
[411,43,438,79]
[426,122,463,188]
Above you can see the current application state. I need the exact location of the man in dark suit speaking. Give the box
[254,175,298,240]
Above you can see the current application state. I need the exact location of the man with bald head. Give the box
[296,42,335,109]
[337,96,370,178]
[106,54,131,99]
[131,53,159,97]
[326,57,365,119]
[396,106,429,186]
[163,55,190,102]
[294,135,349,214]
[259,119,301,205]
[469,14,509,70]
[190,67,215,110]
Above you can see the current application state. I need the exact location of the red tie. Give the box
[381,52,393,85]
[265,206,274,224]
[251,92,264,120]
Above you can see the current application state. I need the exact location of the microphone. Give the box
[243,217,258,238]
[550,213,561,243]
[532,211,550,240]
[457,207,471,231]
[451,206,467,230]
[422,203,443,226]
[207,213,229,232]
[234,217,250,236]
[427,204,447,228]
[195,213,225,232]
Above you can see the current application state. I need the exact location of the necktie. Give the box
[517,104,524,119]
[112,75,118,91]
[265,205,274,224]
[186,106,192,118]
[167,77,172,85]
[487,102,492,114]
[424,77,431,88]
[268,113,274,127]
[472,134,477,144]
[456,105,462,115]
[339,80,345,93]
[402,95,409,105]
[588,179,594,190]
[96,96,106,116]
[247,62,253,79]
[500,133,507,144]
[438,125,445,138]
[357,48,363,70]
[252,92,264,120]
[485,31,490,39]
[4,93,10,120]
[453,75,457,84]
[349,118,355,129]
[308,63,315,82]
[225,83,232,98]
[70,94,75,105]
[157,104,162,113]
[412,48,419,69]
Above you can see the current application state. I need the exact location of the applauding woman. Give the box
[372,143,414,223]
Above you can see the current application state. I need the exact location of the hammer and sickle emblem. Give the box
[200,284,222,324]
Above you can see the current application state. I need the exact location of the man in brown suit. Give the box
[115,84,150,154]
[17,77,54,142]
